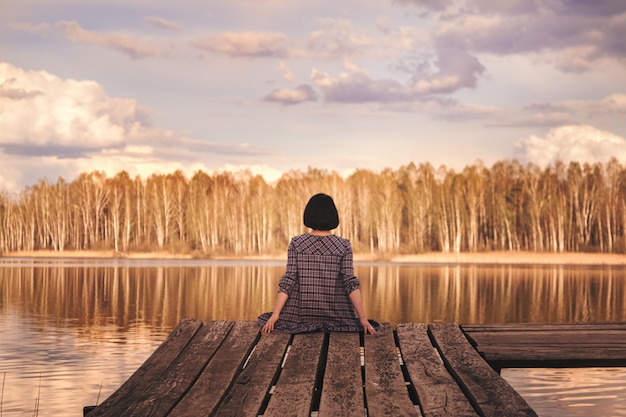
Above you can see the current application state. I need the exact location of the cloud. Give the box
[55,20,168,59]
[600,93,626,113]
[378,23,428,54]
[470,0,624,17]
[311,48,484,104]
[164,137,272,159]
[222,163,284,183]
[0,83,43,100]
[0,62,264,157]
[392,0,453,12]
[0,62,281,192]
[145,16,180,31]
[492,94,626,128]
[431,1,626,72]
[188,17,423,63]
[304,18,375,59]
[278,61,295,83]
[191,32,288,58]
[9,22,52,36]
[411,47,485,94]
[264,84,317,105]
[515,125,626,166]
[311,60,411,103]
[0,62,151,153]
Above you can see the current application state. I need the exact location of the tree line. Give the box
[1,159,625,256]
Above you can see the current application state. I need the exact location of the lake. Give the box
[0,258,625,416]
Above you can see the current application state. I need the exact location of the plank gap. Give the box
[310,333,330,414]
[204,324,263,416]
[393,330,423,414]
[360,332,369,417]
[255,334,294,416]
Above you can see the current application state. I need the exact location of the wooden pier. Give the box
[85,320,626,417]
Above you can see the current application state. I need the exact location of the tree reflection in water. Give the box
[0,261,625,416]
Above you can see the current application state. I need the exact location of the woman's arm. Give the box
[349,289,377,334]
[262,239,297,334]
[261,291,288,333]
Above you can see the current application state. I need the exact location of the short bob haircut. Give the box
[303,193,339,231]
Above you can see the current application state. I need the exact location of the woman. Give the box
[259,193,378,334]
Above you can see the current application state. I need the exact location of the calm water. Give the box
[1,258,625,416]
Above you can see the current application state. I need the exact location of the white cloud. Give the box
[0,62,149,151]
[515,125,626,167]
[0,140,281,193]
[0,62,282,192]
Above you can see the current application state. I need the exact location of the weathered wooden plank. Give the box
[213,331,291,417]
[466,325,626,333]
[168,321,260,417]
[463,323,626,332]
[470,336,626,347]
[464,326,626,335]
[429,323,537,417]
[88,319,203,417]
[466,331,626,346]
[318,332,363,417]
[263,332,325,416]
[396,323,478,417]
[124,320,234,417]
[364,322,419,417]
[463,323,626,367]
[479,345,626,366]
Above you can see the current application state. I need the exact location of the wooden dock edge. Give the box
[85,320,626,417]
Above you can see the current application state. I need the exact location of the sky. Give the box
[1,0,626,192]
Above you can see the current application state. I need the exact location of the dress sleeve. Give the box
[340,239,360,295]
[278,239,298,295]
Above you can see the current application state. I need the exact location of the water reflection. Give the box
[0,261,625,416]
[361,264,626,324]
[503,367,626,417]
[0,263,285,331]
[2,263,625,329]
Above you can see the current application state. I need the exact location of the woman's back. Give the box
[259,193,377,335]
[286,234,359,325]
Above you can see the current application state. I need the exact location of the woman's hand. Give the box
[262,313,280,333]
[262,292,288,334]
[360,318,377,335]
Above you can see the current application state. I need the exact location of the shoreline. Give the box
[2,250,625,265]
[388,251,626,265]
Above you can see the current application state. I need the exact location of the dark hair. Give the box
[303,193,339,230]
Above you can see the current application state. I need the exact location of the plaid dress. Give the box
[258,233,366,333]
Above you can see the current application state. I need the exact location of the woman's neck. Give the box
[310,230,332,236]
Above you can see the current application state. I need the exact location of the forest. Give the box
[1,158,625,256]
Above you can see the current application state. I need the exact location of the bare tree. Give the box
[2,159,626,255]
